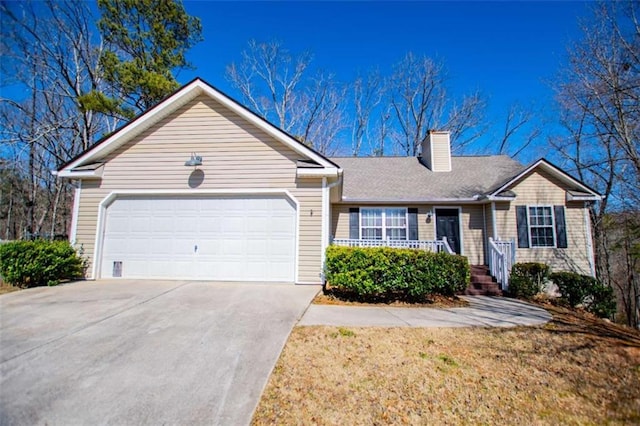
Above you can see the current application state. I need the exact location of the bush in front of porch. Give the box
[324,246,470,302]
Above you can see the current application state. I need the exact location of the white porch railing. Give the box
[332,238,455,254]
[488,237,516,290]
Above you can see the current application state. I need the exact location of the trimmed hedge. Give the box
[508,262,551,299]
[325,246,470,300]
[0,240,85,287]
[551,271,616,318]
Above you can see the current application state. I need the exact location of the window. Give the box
[528,206,555,247]
[360,208,407,240]
[516,205,567,249]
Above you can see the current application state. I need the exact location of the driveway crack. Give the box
[382,307,412,326]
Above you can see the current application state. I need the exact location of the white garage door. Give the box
[100,195,296,281]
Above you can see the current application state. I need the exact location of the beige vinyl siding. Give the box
[296,179,323,282]
[429,132,452,172]
[493,169,591,274]
[75,95,323,283]
[331,204,486,265]
[75,179,103,265]
[461,205,485,265]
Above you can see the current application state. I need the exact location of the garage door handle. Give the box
[194,245,198,253]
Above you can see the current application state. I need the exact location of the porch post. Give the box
[491,201,498,240]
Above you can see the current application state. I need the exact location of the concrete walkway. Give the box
[299,296,552,328]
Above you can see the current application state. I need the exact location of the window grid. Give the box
[528,206,555,247]
[361,208,408,240]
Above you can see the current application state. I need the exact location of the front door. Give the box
[436,208,461,254]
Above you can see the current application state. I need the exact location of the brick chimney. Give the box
[420,130,451,172]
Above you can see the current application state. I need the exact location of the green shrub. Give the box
[551,271,617,318]
[0,240,85,287]
[586,283,617,318]
[508,262,550,299]
[324,245,470,301]
[551,271,591,307]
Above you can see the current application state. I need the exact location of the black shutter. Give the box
[554,205,567,248]
[408,208,418,240]
[349,208,360,239]
[516,206,530,248]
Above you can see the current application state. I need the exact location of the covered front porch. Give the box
[331,238,455,254]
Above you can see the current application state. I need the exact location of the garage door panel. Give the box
[199,219,222,233]
[268,262,292,281]
[247,240,267,255]
[244,262,268,280]
[101,195,295,281]
[196,239,221,254]
[269,239,295,256]
[270,217,294,234]
[247,217,269,232]
[221,217,244,233]
[151,217,175,231]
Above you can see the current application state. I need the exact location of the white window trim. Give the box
[359,207,409,241]
[526,205,557,248]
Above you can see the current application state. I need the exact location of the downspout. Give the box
[584,202,596,277]
[321,177,328,276]
[321,173,343,281]
[69,180,82,245]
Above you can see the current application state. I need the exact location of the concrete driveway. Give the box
[0,280,319,426]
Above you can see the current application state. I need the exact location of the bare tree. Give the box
[294,73,347,155]
[495,103,542,157]
[387,53,486,156]
[351,71,384,156]
[0,1,114,240]
[226,40,311,132]
[226,40,347,154]
[554,1,640,327]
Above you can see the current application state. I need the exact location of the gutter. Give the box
[340,195,481,204]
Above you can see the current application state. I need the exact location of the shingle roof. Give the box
[329,156,525,201]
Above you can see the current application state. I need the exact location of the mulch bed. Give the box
[313,286,469,308]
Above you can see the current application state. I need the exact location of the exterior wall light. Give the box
[184,153,203,167]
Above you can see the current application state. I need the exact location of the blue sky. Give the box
[177,1,592,160]
[1,1,593,161]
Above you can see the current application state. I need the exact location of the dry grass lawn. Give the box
[0,282,20,295]
[253,305,640,425]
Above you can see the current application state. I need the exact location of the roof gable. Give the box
[57,78,339,177]
[487,158,601,201]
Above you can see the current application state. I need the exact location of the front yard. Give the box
[253,305,640,425]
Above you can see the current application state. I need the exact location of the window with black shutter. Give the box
[517,205,567,248]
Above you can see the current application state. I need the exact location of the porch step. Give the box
[464,265,502,296]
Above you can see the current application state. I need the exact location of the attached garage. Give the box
[58,79,339,284]
[98,194,297,282]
